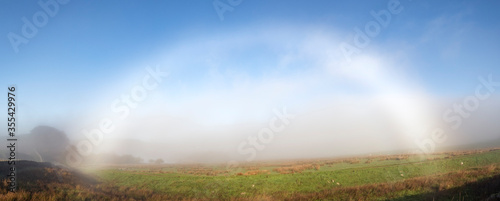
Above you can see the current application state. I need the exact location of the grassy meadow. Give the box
[2,148,500,200]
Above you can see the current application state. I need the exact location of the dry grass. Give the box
[273,163,321,174]
[236,170,270,176]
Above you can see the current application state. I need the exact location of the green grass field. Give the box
[83,148,500,200]
[1,149,499,200]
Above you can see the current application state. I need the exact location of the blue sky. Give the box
[2,1,500,93]
[1,0,500,161]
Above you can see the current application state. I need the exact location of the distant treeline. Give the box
[0,125,162,165]
[81,153,144,164]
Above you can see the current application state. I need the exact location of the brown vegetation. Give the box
[273,164,321,174]
[236,170,270,176]
[286,165,500,201]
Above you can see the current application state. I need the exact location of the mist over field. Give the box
[89,96,500,164]
[1,1,500,167]
[70,28,500,164]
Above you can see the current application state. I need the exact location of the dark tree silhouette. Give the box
[19,126,70,163]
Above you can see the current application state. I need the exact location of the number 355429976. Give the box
[8,87,16,137]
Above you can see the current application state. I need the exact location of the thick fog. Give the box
[5,27,500,166]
